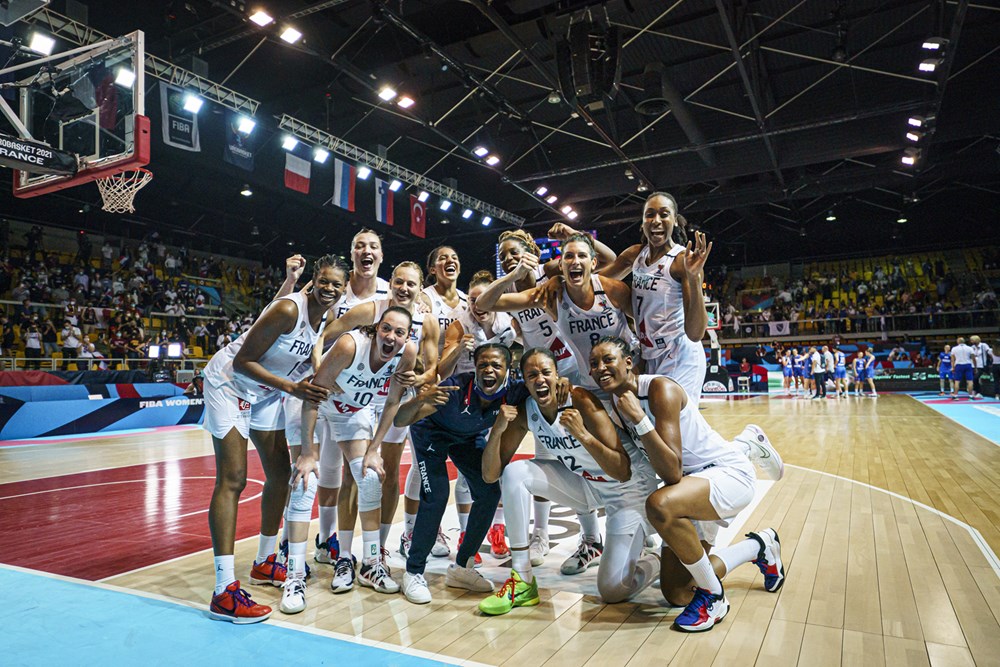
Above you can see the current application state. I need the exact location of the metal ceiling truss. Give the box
[278,115,525,227]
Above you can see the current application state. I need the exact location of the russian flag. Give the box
[375,178,394,226]
[284,153,311,194]
[332,158,356,211]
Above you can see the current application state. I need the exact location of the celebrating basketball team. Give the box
[201,192,787,633]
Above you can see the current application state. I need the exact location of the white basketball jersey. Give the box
[203,292,326,401]
[423,284,468,354]
[373,298,425,347]
[527,396,613,483]
[557,275,638,388]
[334,276,389,319]
[320,330,401,417]
[632,244,686,360]
[454,309,516,375]
[508,265,577,376]
[612,375,741,474]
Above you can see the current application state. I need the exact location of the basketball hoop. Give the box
[96,168,153,214]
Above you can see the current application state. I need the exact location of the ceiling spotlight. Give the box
[637,181,650,193]
[473,146,489,157]
[907,115,933,127]
[183,94,204,113]
[481,215,492,226]
[249,10,274,26]
[357,166,371,180]
[378,86,397,101]
[313,147,330,163]
[567,211,579,220]
[397,95,415,109]
[485,154,501,166]
[905,130,924,142]
[896,216,908,224]
[237,116,256,134]
[417,191,430,202]
[825,211,837,221]
[389,179,402,192]
[114,68,136,89]
[28,32,55,55]
[281,135,298,150]
[922,37,948,51]
[534,186,548,196]
[462,208,474,219]
[545,195,558,204]
[240,185,253,197]
[901,147,920,166]
[624,168,635,180]
[560,205,573,214]
[547,90,561,104]
[439,199,452,211]
[918,58,941,73]
[280,27,303,44]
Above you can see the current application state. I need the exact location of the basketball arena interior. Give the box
[1,1,999,665]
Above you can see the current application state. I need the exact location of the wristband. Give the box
[633,416,655,437]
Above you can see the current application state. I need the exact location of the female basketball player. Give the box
[937,344,953,395]
[478,348,661,615]
[300,306,418,604]
[591,337,784,633]
[440,270,516,378]
[203,255,345,624]
[334,228,389,318]
[780,349,793,395]
[852,352,866,396]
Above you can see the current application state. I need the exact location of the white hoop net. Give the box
[96,168,153,214]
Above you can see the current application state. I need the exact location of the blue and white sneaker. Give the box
[315,533,340,564]
[747,528,785,592]
[331,555,357,594]
[278,539,311,579]
[674,586,728,632]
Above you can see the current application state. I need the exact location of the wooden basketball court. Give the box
[3,393,999,666]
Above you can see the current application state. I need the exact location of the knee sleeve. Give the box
[454,472,472,505]
[318,440,343,490]
[287,472,318,523]
[350,457,382,512]
[404,463,421,501]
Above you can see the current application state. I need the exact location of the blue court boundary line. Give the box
[0,564,489,667]
[905,393,1000,447]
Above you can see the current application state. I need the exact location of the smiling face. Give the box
[311,266,348,308]
[642,194,677,248]
[468,284,492,323]
[522,352,558,408]
[351,232,383,278]
[589,341,632,393]
[498,239,531,275]
[430,247,460,286]
[390,266,421,308]
[374,310,411,363]
[475,347,508,393]
[560,241,596,288]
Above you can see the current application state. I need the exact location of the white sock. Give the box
[683,552,722,594]
[458,512,470,532]
[715,538,762,578]
[288,540,307,577]
[254,533,277,564]
[379,523,392,547]
[319,506,337,543]
[214,555,235,595]
[341,530,354,560]
[493,506,504,525]
[511,548,532,581]
[532,499,551,534]
[362,529,380,563]
[404,512,417,535]
[578,511,600,542]
[281,507,289,543]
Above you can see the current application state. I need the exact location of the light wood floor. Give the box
[4,395,1000,666]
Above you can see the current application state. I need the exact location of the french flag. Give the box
[284,153,311,194]
[332,158,356,211]
[375,178,394,226]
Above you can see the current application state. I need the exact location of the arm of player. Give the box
[597,244,642,280]
[618,378,683,485]
[483,404,528,484]
[546,223,618,272]
[671,232,712,343]
[394,381,459,426]
[600,275,635,319]
[414,317,440,386]
[562,387,632,482]
[274,255,306,300]
[475,258,544,313]
[437,320,468,380]
[363,343,418,481]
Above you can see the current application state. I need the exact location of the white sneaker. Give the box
[737,424,784,481]
[330,555,356,594]
[560,535,603,575]
[279,575,306,614]
[403,571,432,604]
[747,528,785,593]
[445,560,495,592]
[528,531,549,566]
[431,526,451,557]
[359,558,399,594]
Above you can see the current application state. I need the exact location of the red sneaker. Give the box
[488,523,510,558]
[209,581,272,624]
[457,531,482,567]
[249,553,286,587]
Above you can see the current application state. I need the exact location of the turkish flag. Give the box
[410,195,426,238]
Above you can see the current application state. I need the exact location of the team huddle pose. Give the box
[201,191,787,633]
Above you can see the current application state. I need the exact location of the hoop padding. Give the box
[96,168,153,214]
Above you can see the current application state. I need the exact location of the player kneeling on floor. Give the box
[592,337,785,633]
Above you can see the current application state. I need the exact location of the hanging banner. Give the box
[159,82,201,152]
[222,110,255,170]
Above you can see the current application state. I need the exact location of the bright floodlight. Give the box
[897,216,908,223]
[378,86,397,101]
[249,10,274,26]
[481,216,492,226]
[115,68,136,89]
[473,146,489,157]
[905,131,922,142]
[901,148,920,166]
[825,212,836,221]
[389,179,402,192]
[240,185,253,197]
[567,211,579,220]
[922,37,947,51]
[183,94,204,113]
[417,191,430,202]
[280,27,303,44]
[534,186,548,196]
[439,199,452,211]
[546,195,558,204]
[918,58,940,73]
[908,115,926,128]
[357,166,372,180]
[237,116,256,134]
[313,147,330,163]
[485,154,500,166]
[561,205,572,214]
[397,96,415,109]
[281,135,299,150]
[462,209,474,219]
[28,32,55,55]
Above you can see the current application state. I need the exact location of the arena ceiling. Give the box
[2,0,999,267]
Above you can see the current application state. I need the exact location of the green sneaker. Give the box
[479,570,540,616]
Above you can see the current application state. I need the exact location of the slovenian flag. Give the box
[332,158,356,211]
[375,178,394,226]
[284,153,311,194]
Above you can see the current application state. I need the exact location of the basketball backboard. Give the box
[0,29,148,198]
[706,302,721,330]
